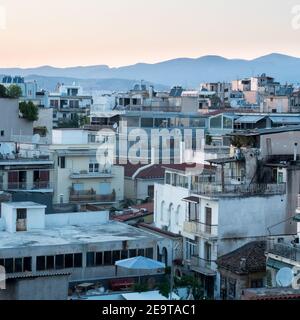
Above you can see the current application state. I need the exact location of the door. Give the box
[205,207,212,234]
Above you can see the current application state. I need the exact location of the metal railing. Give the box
[184,220,218,238]
[70,170,113,179]
[6,181,53,190]
[268,242,300,262]
[69,190,116,203]
[192,183,286,196]
[190,256,217,272]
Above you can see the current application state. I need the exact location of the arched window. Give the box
[160,201,165,221]
[175,205,181,226]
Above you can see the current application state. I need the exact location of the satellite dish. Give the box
[113,123,118,130]
[276,267,294,287]
[32,134,41,144]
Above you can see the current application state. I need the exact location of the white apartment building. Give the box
[50,129,124,206]
[49,84,93,127]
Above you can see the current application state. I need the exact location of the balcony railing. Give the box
[6,181,53,191]
[183,220,218,238]
[69,190,116,203]
[189,256,217,275]
[268,242,300,262]
[192,183,286,197]
[70,170,113,179]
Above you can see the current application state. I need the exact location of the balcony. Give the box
[70,170,113,179]
[188,256,217,276]
[183,220,218,239]
[6,181,53,191]
[69,189,116,204]
[297,194,300,212]
[192,183,286,197]
[268,242,300,263]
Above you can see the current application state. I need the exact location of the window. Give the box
[86,252,95,267]
[59,157,66,169]
[251,279,264,288]
[14,258,23,273]
[103,251,112,265]
[148,185,154,199]
[112,251,121,264]
[55,255,64,269]
[165,173,171,185]
[121,250,128,260]
[0,130,4,137]
[129,249,137,258]
[65,254,73,269]
[23,257,32,272]
[36,256,46,271]
[210,115,222,129]
[74,253,82,268]
[138,249,145,257]
[46,256,55,270]
[228,280,236,299]
[145,248,154,259]
[89,163,99,173]
[4,259,13,273]
[96,252,103,266]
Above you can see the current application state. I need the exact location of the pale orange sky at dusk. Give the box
[0,0,300,67]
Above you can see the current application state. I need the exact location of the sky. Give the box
[0,0,300,67]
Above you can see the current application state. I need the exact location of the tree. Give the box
[19,101,39,121]
[7,85,22,99]
[0,84,7,98]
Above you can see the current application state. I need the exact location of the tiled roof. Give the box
[138,223,182,238]
[216,241,266,275]
[121,163,207,179]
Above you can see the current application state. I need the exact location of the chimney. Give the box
[240,258,247,271]
[294,143,298,162]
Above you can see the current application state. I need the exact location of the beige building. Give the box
[50,144,124,206]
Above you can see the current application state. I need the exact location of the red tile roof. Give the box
[121,163,209,179]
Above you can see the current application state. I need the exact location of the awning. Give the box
[267,258,294,270]
[269,116,300,124]
[235,115,265,124]
[182,196,200,204]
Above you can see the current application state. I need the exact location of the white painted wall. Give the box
[154,183,189,235]
[46,211,109,227]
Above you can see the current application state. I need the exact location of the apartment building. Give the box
[50,129,124,206]
[50,84,93,127]
[0,201,162,299]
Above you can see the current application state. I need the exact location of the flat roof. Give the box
[0,221,162,250]
[4,202,47,209]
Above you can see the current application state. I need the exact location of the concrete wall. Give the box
[46,211,109,227]
[0,98,33,142]
[52,129,89,144]
[154,183,189,234]
[260,131,300,158]
[218,195,287,256]
[34,107,53,144]
[0,275,69,300]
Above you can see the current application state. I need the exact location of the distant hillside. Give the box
[0,75,169,92]
[1,53,300,87]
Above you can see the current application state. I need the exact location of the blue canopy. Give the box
[115,256,166,270]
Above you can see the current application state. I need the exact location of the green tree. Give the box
[19,101,39,121]
[0,84,7,98]
[7,85,22,99]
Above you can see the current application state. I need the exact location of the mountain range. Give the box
[1,53,300,90]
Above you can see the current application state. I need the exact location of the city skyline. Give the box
[0,0,300,68]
